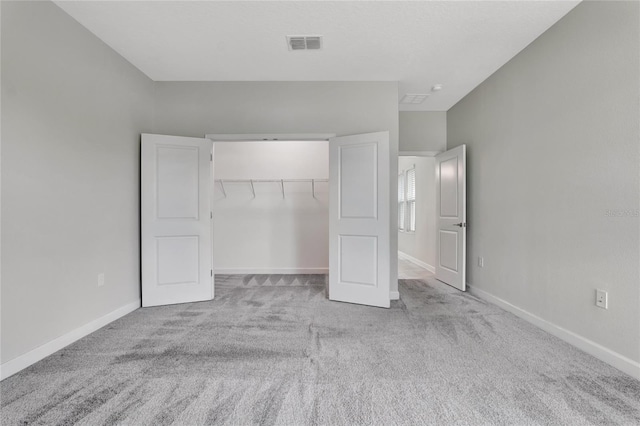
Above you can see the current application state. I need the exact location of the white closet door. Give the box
[141,134,214,307]
[435,144,466,291]
[329,131,390,308]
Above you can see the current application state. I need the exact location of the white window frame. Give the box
[398,167,416,233]
[398,171,406,231]
[406,167,416,232]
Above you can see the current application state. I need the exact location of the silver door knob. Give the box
[453,222,466,227]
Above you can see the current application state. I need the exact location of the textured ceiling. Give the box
[54,0,580,111]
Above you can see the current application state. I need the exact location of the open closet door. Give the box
[435,144,466,291]
[329,131,390,308]
[141,134,214,307]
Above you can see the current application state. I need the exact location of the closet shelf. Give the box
[215,179,328,198]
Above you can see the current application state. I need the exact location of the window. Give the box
[398,172,406,231]
[398,167,416,232]
[406,168,416,232]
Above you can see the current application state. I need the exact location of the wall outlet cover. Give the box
[595,289,608,309]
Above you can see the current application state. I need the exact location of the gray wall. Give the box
[398,156,436,268]
[399,111,446,152]
[447,1,639,363]
[1,1,154,364]
[1,3,401,368]
[154,81,400,293]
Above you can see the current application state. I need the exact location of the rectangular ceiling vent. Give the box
[400,94,430,105]
[287,35,323,51]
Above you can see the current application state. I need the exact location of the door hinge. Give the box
[210,153,213,161]
[210,269,213,277]
[210,212,213,219]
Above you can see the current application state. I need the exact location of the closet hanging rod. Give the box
[214,179,328,199]
[214,179,328,183]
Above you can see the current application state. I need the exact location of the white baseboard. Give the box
[467,284,640,380]
[0,300,140,381]
[398,251,435,273]
[390,291,400,300]
[216,268,328,275]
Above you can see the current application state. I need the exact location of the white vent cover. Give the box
[287,35,323,51]
[400,94,430,104]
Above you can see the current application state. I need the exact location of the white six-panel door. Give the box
[435,144,466,291]
[329,132,390,308]
[141,134,214,307]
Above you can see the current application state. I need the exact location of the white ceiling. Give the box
[54,0,580,111]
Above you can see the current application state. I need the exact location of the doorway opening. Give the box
[397,145,467,292]
[141,132,393,308]
[211,139,330,276]
[397,155,437,281]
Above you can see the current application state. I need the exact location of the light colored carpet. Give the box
[1,274,639,425]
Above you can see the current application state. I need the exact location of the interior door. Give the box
[329,131,390,308]
[435,144,466,291]
[141,134,214,307]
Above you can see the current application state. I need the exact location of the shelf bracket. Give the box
[249,179,256,198]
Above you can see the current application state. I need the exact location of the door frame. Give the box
[398,150,441,157]
[206,133,336,142]
[205,133,336,279]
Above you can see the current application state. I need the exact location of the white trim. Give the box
[0,300,140,381]
[398,251,436,273]
[467,284,640,380]
[206,133,336,142]
[399,150,441,157]
[216,268,328,275]
[390,291,400,300]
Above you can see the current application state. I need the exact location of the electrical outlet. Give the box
[98,273,105,287]
[595,289,608,309]
[478,257,484,268]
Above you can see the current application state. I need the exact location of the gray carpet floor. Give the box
[1,274,639,425]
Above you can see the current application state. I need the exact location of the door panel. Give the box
[141,134,214,307]
[339,143,378,218]
[329,132,390,308]
[439,157,459,217]
[156,146,200,219]
[339,235,378,286]
[156,236,200,285]
[435,145,466,291]
[438,230,459,272]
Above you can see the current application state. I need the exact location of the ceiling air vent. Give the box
[287,35,323,51]
[400,94,430,105]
